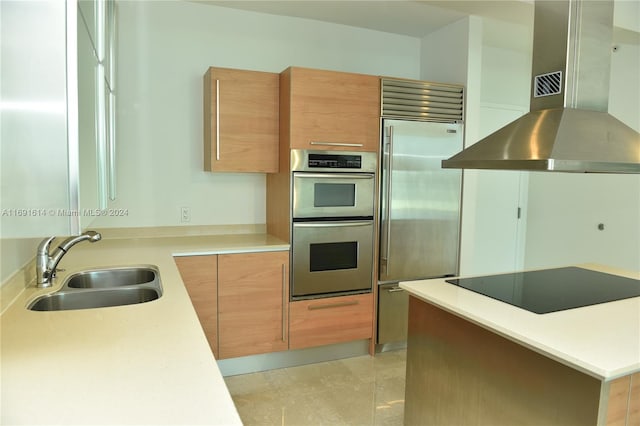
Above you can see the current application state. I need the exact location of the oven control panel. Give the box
[291,149,377,173]
[308,154,361,169]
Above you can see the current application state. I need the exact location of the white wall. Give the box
[429,12,640,275]
[524,41,640,272]
[465,26,532,275]
[91,0,420,228]
[420,16,534,276]
[480,45,531,107]
[614,0,640,33]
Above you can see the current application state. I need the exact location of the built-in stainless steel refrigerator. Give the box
[377,118,463,347]
[380,118,463,282]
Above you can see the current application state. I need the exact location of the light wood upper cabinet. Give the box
[282,67,380,152]
[203,67,279,173]
[174,255,218,357]
[218,251,289,359]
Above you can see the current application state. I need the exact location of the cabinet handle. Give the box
[294,220,372,229]
[281,263,286,342]
[215,79,220,161]
[308,300,359,310]
[309,141,364,147]
[294,173,373,180]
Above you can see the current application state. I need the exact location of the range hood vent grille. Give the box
[381,78,464,122]
[534,71,563,97]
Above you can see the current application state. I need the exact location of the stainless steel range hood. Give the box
[442,0,640,173]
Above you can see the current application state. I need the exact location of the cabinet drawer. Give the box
[289,293,373,350]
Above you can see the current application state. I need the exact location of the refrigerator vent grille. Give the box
[382,78,464,122]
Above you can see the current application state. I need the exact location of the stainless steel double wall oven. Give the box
[291,149,377,300]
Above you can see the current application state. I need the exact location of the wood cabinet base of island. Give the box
[404,296,639,426]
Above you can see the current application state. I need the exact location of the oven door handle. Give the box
[293,173,374,180]
[293,221,372,228]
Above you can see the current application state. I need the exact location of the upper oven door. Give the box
[292,173,375,219]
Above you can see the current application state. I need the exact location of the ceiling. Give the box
[193,0,535,51]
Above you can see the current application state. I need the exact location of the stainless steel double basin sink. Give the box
[28,266,163,312]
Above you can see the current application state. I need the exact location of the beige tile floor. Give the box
[224,349,406,426]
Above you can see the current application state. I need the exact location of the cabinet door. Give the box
[287,67,380,152]
[174,255,218,357]
[289,293,374,350]
[218,251,289,359]
[203,67,279,173]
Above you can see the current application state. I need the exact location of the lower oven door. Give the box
[292,220,374,299]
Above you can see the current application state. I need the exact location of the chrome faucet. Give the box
[36,231,102,287]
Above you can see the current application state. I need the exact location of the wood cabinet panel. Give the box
[607,375,631,426]
[203,67,279,172]
[630,373,640,426]
[289,293,373,350]
[607,372,640,426]
[285,67,380,152]
[174,255,218,357]
[218,251,289,359]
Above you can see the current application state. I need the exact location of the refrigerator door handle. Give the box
[382,126,394,275]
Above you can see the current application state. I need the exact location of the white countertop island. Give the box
[1,233,289,425]
[400,263,640,425]
[400,263,640,380]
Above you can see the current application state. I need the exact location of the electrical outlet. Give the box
[181,207,191,223]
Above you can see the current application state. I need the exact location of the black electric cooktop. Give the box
[445,267,640,314]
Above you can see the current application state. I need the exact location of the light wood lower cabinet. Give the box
[177,251,374,359]
[606,372,640,425]
[218,251,289,359]
[174,255,218,357]
[289,293,374,350]
[175,251,289,360]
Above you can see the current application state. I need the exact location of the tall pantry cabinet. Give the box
[268,67,380,352]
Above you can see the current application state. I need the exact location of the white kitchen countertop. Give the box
[1,233,289,425]
[400,264,640,381]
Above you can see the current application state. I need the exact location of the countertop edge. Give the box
[400,265,640,381]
